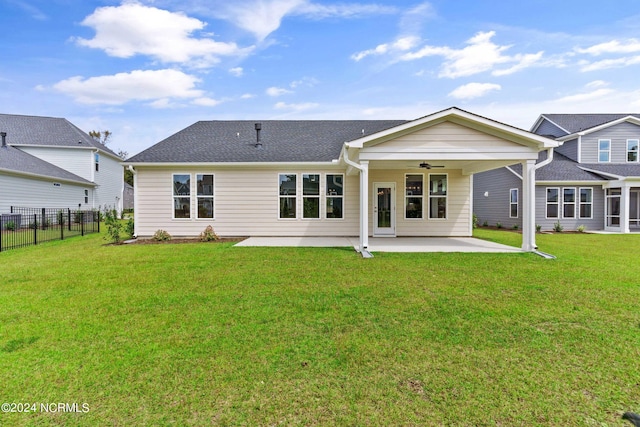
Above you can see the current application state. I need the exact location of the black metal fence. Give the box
[0,207,100,252]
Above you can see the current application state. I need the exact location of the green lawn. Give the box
[1,230,639,426]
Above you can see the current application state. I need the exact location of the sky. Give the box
[3,0,640,157]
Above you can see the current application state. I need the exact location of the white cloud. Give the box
[240,93,256,99]
[576,39,640,56]
[274,101,319,111]
[229,67,244,77]
[76,3,251,67]
[192,97,223,106]
[295,2,396,19]
[554,88,614,103]
[266,86,293,97]
[399,31,544,78]
[290,76,319,88]
[579,55,640,72]
[448,82,501,100]
[53,69,204,105]
[351,36,420,61]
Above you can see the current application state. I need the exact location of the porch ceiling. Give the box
[358,159,529,175]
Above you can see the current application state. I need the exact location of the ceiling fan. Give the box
[418,162,445,169]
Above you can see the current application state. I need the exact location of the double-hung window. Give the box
[95,153,100,172]
[428,174,447,219]
[579,188,593,219]
[562,188,576,218]
[326,174,344,219]
[302,174,320,219]
[279,174,297,219]
[628,139,639,162]
[598,139,611,162]
[173,174,191,218]
[197,174,214,219]
[405,174,423,219]
[546,188,559,218]
[509,188,518,218]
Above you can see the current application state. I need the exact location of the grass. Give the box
[1,230,639,425]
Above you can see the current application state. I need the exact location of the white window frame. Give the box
[546,187,559,219]
[562,187,576,219]
[509,188,518,218]
[278,173,297,220]
[172,173,192,220]
[405,173,424,220]
[579,187,593,219]
[196,173,215,220]
[598,139,611,163]
[428,173,448,220]
[627,139,639,162]
[302,173,321,220]
[95,153,100,172]
[326,174,344,220]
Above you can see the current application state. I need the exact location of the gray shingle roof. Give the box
[577,163,640,178]
[126,120,408,163]
[0,146,93,184]
[541,114,640,134]
[535,153,611,181]
[0,113,118,157]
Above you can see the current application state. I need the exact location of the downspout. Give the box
[530,147,555,257]
[534,147,554,171]
[342,144,372,258]
[128,165,138,238]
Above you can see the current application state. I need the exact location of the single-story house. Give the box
[124,107,558,253]
[473,113,640,232]
[0,114,124,214]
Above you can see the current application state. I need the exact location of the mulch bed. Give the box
[123,237,247,245]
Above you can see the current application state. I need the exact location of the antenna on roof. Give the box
[1,132,7,149]
[255,123,262,149]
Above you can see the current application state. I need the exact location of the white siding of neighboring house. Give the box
[580,122,640,163]
[368,169,471,237]
[0,172,93,213]
[94,153,124,212]
[18,146,94,180]
[134,166,360,238]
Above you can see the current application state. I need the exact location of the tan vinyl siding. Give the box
[368,169,471,237]
[0,173,92,212]
[135,166,359,237]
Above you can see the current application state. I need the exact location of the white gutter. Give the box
[342,144,372,257]
[128,165,138,238]
[534,147,554,171]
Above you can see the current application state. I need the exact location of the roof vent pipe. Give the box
[255,123,262,148]
[1,132,6,149]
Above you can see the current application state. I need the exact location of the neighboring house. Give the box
[125,108,557,252]
[123,183,134,211]
[473,114,640,233]
[0,114,124,213]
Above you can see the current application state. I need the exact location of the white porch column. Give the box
[521,159,536,251]
[360,161,369,251]
[621,184,630,233]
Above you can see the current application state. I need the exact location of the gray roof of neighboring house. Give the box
[0,113,118,157]
[508,152,608,181]
[540,114,640,135]
[126,120,408,163]
[577,163,640,178]
[0,145,93,184]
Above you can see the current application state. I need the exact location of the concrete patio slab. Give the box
[235,236,522,253]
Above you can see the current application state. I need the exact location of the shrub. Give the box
[153,229,172,241]
[553,221,564,232]
[57,210,66,226]
[472,214,479,229]
[536,224,542,233]
[482,220,489,227]
[103,208,123,244]
[512,224,519,230]
[199,225,219,242]
[577,224,586,233]
[125,218,135,238]
[4,221,16,231]
[496,222,502,229]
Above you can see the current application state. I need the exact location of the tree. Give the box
[89,130,112,145]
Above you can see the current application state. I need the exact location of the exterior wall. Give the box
[123,183,134,210]
[19,146,93,180]
[473,167,523,229]
[94,154,124,212]
[580,122,640,163]
[369,169,471,237]
[535,185,605,231]
[0,172,93,213]
[535,119,567,138]
[556,138,579,162]
[134,166,359,237]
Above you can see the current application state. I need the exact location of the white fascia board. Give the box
[123,161,341,168]
[358,151,540,161]
[530,115,571,134]
[505,166,523,180]
[577,166,625,180]
[558,116,640,141]
[348,107,559,150]
[536,180,608,186]
[0,168,97,186]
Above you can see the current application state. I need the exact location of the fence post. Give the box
[0,215,3,253]
[97,211,100,233]
[60,211,64,241]
[68,209,71,231]
[81,212,85,236]
[33,214,37,245]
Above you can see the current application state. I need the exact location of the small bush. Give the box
[103,208,123,243]
[4,221,16,231]
[553,221,564,232]
[512,224,519,230]
[199,225,219,242]
[472,214,479,229]
[536,224,542,233]
[577,224,586,233]
[125,218,135,238]
[153,229,172,241]
[482,221,488,227]
[496,222,502,229]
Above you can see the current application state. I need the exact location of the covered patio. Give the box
[235,236,522,253]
